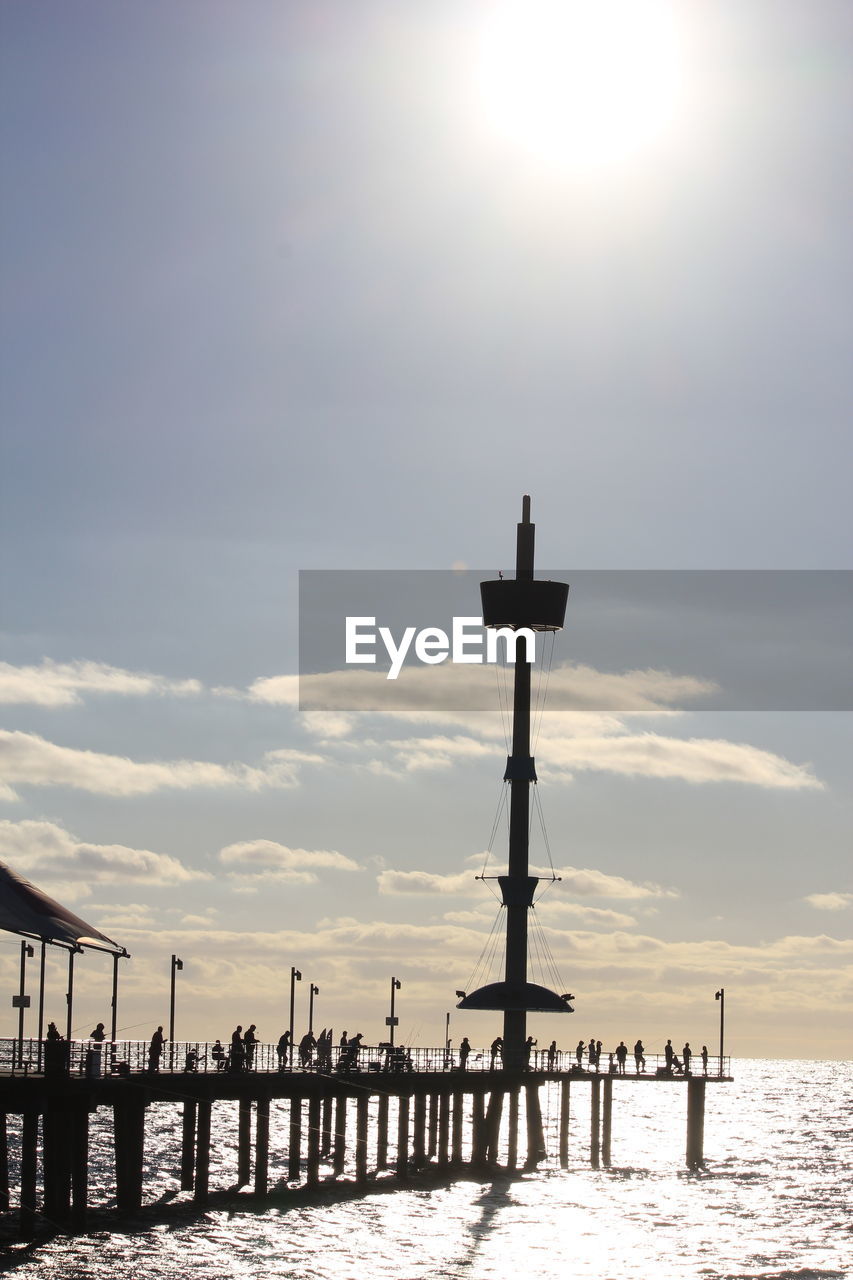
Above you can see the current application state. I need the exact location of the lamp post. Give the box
[170,955,183,1068]
[715,987,725,1076]
[387,976,401,1047]
[308,983,319,1035]
[445,1010,451,1068]
[289,966,302,1067]
[14,941,34,1068]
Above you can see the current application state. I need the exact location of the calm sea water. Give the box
[2,1059,850,1280]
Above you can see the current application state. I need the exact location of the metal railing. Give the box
[0,1037,731,1080]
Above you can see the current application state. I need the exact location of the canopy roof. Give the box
[457,981,574,1013]
[0,860,124,954]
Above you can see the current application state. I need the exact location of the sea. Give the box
[1,1059,849,1280]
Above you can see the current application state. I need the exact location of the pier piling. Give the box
[686,1077,706,1167]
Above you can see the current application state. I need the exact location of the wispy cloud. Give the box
[0,819,204,895]
[219,839,360,888]
[0,659,201,707]
[804,891,853,911]
[0,730,322,800]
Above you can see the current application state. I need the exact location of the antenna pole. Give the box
[503,496,535,1070]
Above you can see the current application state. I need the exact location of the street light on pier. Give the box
[308,983,319,1035]
[715,987,725,1076]
[170,955,183,1068]
[13,942,34,1068]
[289,967,302,1067]
[387,976,401,1047]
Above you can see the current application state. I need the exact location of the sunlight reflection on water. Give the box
[2,1060,850,1280]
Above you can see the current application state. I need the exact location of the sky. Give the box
[0,0,850,1060]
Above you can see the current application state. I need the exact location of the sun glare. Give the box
[472,0,691,174]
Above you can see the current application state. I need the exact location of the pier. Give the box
[0,499,734,1240]
[0,1036,731,1237]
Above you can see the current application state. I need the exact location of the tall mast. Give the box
[503,496,536,1069]
[457,497,572,1070]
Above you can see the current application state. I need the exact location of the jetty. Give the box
[0,499,732,1238]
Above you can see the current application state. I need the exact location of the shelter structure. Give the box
[0,861,127,1049]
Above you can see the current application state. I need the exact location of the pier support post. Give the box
[428,1093,438,1159]
[195,1099,211,1204]
[306,1095,321,1186]
[43,1103,72,1222]
[559,1078,570,1169]
[524,1082,546,1170]
[356,1094,369,1184]
[321,1095,333,1158]
[114,1097,146,1213]
[438,1091,450,1167]
[238,1098,252,1186]
[70,1105,90,1232]
[471,1091,487,1164]
[507,1087,519,1170]
[590,1076,601,1169]
[376,1093,389,1170]
[255,1096,270,1196]
[686,1077,706,1168]
[413,1093,426,1167]
[451,1090,463,1164]
[181,1100,197,1191]
[288,1097,302,1182]
[485,1088,504,1168]
[333,1095,346,1176]
[0,1113,8,1212]
[602,1077,612,1168]
[19,1111,38,1238]
[396,1093,410,1179]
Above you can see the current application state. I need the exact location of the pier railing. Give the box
[0,1037,730,1079]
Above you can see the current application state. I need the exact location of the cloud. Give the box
[537,731,823,789]
[535,900,638,928]
[546,865,679,900]
[0,659,201,707]
[385,735,496,772]
[804,892,853,911]
[0,730,323,800]
[0,819,204,892]
[256,661,716,716]
[377,868,481,896]
[219,839,360,885]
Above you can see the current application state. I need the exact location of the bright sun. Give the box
[472,0,691,174]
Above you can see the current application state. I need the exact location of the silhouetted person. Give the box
[490,1036,503,1068]
[701,1044,709,1075]
[317,1029,333,1073]
[212,1039,226,1070]
[664,1039,674,1070]
[575,1039,585,1067]
[46,1021,62,1041]
[587,1038,597,1068]
[299,1030,316,1068]
[634,1039,646,1073]
[596,1040,602,1070]
[524,1035,537,1067]
[683,1042,692,1074]
[547,1040,558,1070]
[615,1041,628,1074]
[341,1032,363,1070]
[339,1030,348,1047]
[459,1036,471,1070]
[243,1024,257,1069]
[148,1026,165,1072]
[184,1048,199,1072]
[231,1025,245,1071]
[90,1022,106,1042]
[277,1031,290,1070]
